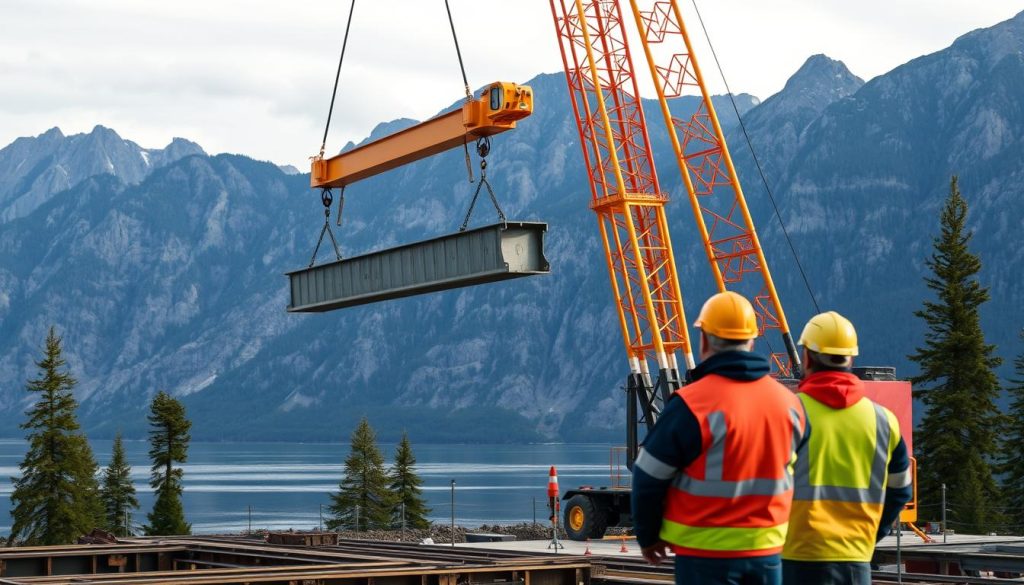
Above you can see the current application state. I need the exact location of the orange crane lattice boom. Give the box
[550,0,693,459]
[626,0,800,376]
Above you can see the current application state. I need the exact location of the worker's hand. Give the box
[641,541,670,565]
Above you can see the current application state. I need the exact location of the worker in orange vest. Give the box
[632,291,809,585]
[781,312,912,585]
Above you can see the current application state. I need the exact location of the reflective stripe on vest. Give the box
[661,519,790,553]
[672,406,804,499]
[635,448,676,480]
[792,401,890,504]
[783,395,901,562]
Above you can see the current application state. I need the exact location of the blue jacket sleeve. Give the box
[876,436,913,542]
[797,400,812,451]
[630,396,703,548]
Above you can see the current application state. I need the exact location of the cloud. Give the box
[0,0,1019,166]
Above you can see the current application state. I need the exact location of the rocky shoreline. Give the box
[247,522,630,544]
[246,522,564,544]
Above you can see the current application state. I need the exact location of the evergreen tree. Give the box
[144,391,192,535]
[909,176,1002,533]
[389,432,431,529]
[326,417,395,531]
[1000,329,1024,534]
[9,327,103,545]
[100,433,139,536]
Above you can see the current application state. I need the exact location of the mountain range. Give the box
[0,10,1021,442]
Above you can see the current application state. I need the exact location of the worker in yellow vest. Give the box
[782,311,912,585]
[633,292,809,585]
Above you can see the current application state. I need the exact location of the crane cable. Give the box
[318,0,357,159]
[444,0,472,101]
[444,0,506,227]
[309,0,355,265]
[689,0,821,314]
[444,0,478,183]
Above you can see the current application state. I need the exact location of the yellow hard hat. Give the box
[799,311,859,356]
[693,291,759,340]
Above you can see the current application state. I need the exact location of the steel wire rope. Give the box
[688,0,821,314]
[445,0,478,181]
[444,3,509,226]
[444,0,472,101]
[319,0,357,158]
[310,0,355,261]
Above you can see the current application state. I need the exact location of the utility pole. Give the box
[401,502,406,535]
[450,479,456,548]
[319,504,323,532]
[248,505,252,536]
[124,509,129,537]
[532,497,536,525]
[896,520,903,584]
[941,483,948,544]
[355,504,360,532]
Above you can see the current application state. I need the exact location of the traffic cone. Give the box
[619,536,629,553]
[546,466,564,551]
[547,466,559,498]
[584,538,592,556]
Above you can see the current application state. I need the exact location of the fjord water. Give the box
[0,439,622,535]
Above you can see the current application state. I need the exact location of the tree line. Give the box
[4,330,430,545]
[910,176,1024,535]
[6,329,193,545]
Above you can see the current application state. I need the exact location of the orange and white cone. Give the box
[547,466,559,498]
[619,536,629,553]
[584,538,592,556]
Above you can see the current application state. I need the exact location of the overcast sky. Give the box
[1,1,1020,167]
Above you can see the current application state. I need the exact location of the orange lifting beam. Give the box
[311,82,533,189]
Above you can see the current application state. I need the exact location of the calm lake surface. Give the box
[0,439,624,535]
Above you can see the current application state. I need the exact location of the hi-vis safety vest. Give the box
[782,393,902,562]
[654,375,807,557]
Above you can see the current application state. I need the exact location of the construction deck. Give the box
[3,534,1024,584]
[874,534,1024,578]
[0,536,588,585]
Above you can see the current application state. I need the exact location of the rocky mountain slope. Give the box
[738,10,1024,374]
[0,10,1021,442]
[0,126,204,223]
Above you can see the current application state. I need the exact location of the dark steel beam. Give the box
[287,222,550,313]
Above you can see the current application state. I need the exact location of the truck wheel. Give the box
[564,494,608,541]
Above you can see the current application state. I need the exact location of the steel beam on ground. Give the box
[287,222,550,312]
[0,537,590,585]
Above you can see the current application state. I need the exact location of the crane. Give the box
[550,0,694,487]
[549,0,915,540]
[288,0,917,542]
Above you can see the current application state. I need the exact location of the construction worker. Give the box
[632,291,809,585]
[781,311,912,585]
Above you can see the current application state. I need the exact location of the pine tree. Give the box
[326,417,395,531]
[956,452,994,533]
[909,176,1002,533]
[9,327,103,545]
[144,391,192,535]
[1000,329,1024,534]
[389,432,431,529]
[100,433,139,536]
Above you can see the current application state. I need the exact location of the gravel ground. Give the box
[252,522,629,544]
[323,522,567,543]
